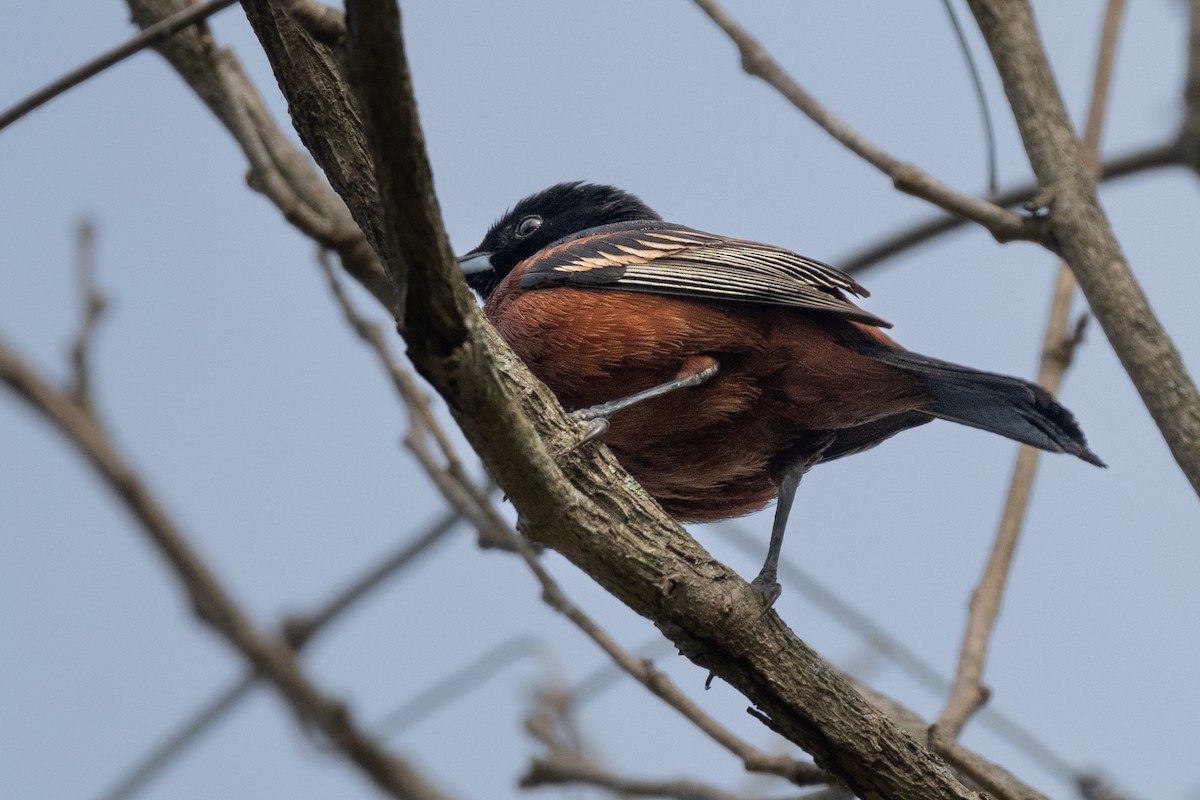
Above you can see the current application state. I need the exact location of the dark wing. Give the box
[518,224,890,328]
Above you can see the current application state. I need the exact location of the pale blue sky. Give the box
[2,2,1198,799]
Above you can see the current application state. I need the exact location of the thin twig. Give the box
[690,0,1048,248]
[209,50,360,257]
[941,0,999,193]
[372,635,554,738]
[520,757,748,800]
[97,673,255,800]
[100,508,463,800]
[837,139,1183,275]
[499,522,828,789]
[525,683,600,777]
[933,0,1125,746]
[67,218,106,412]
[0,0,238,132]
[282,507,463,648]
[317,251,514,551]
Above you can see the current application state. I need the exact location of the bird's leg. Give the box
[749,461,804,608]
[750,436,835,608]
[570,360,719,446]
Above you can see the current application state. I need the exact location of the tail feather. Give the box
[863,346,1105,467]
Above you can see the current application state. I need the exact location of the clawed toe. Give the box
[750,570,781,610]
[565,408,612,451]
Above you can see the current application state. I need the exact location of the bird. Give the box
[457,181,1102,604]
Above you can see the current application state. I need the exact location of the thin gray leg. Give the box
[749,458,806,607]
[750,435,835,608]
[571,363,719,446]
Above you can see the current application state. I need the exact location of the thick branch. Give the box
[966,0,1200,497]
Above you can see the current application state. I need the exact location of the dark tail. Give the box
[864,346,1105,467]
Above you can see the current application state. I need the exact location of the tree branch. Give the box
[689,0,1050,248]
[966,0,1200,498]
[520,757,749,800]
[837,139,1184,275]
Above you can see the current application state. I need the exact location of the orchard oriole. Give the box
[459,182,1102,604]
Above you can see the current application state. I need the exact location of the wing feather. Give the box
[518,225,890,327]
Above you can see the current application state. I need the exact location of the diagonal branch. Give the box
[690,0,1050,248]
[504,512,829,789]
[520,757,751,800]
[837,138,1184,275]
[966,0,1200,498]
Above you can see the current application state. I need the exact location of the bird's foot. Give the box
[567,408,610,450]
[750,569,781,611]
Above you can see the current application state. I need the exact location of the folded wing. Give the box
[518,223,891,328]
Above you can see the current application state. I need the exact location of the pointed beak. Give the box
[457,251,494,275]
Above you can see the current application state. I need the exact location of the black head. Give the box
[458,182,661,298]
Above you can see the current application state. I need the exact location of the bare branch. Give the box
[510,524,828,788]
[373,636,553,738]
[282,506,463,648]
[0,341,450,800]
[0,0,237,132]
[935,0,1125,745]
[689,0,1050,248]
[520,757,749,800]
[98,673,255,800]
[716,522,1082,783]
[838,139,1183,276]
[940,0,999,193]
[317,251,513,551]
[967,0,1200,497]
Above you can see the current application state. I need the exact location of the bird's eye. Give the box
[514,215,543,238]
